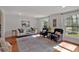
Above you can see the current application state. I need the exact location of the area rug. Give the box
[16,35,56,52]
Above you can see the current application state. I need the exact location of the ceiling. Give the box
[0,6,79,18]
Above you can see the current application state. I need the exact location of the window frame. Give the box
[65,14,79,33]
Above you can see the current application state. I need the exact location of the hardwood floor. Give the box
[5,36,57,52]
[5,35,79,52]
[5,36,19,52]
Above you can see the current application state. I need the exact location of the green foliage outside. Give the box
[65,34,79,37]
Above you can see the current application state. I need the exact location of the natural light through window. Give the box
[53,45,70,52]
[65,14,79,37]
[59,42,78,51]
[32,34,40,38]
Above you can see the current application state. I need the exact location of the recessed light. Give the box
[18,12,22,15]
[62,6,66,8]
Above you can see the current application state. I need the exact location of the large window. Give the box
[65,14,79,37]
[40,17,49,29]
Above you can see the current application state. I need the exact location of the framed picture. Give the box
[21,20,30,27]
[53,19,56,27]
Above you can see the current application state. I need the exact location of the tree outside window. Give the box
[65,14,79,37]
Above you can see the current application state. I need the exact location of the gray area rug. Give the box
[16,35,57,52]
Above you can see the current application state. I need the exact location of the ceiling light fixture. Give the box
[18,12,22,15]
[62,6,66,8]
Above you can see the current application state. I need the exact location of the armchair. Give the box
[50,28,63,42]
[40,27,48,38]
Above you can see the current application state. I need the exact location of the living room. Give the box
[0,6,79,52]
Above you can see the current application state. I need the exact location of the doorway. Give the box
[0,10,1,37]
[0,9,7,51]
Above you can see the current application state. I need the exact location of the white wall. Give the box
[49,13,63,32]
[5,14,20,37]
[36,17,50,32]
[34,18,39,32]
[37,13,64,32]
[5,13,37,37]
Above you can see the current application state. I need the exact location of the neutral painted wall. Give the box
[5,14,20,37]
[36,17,50,32]
[49,13,63,31]
[5,13,37,37]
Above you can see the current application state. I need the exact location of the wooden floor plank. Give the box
[6,36,19,52]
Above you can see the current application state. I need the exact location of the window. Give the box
[65,14,79,37]
[40,17,49,29]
